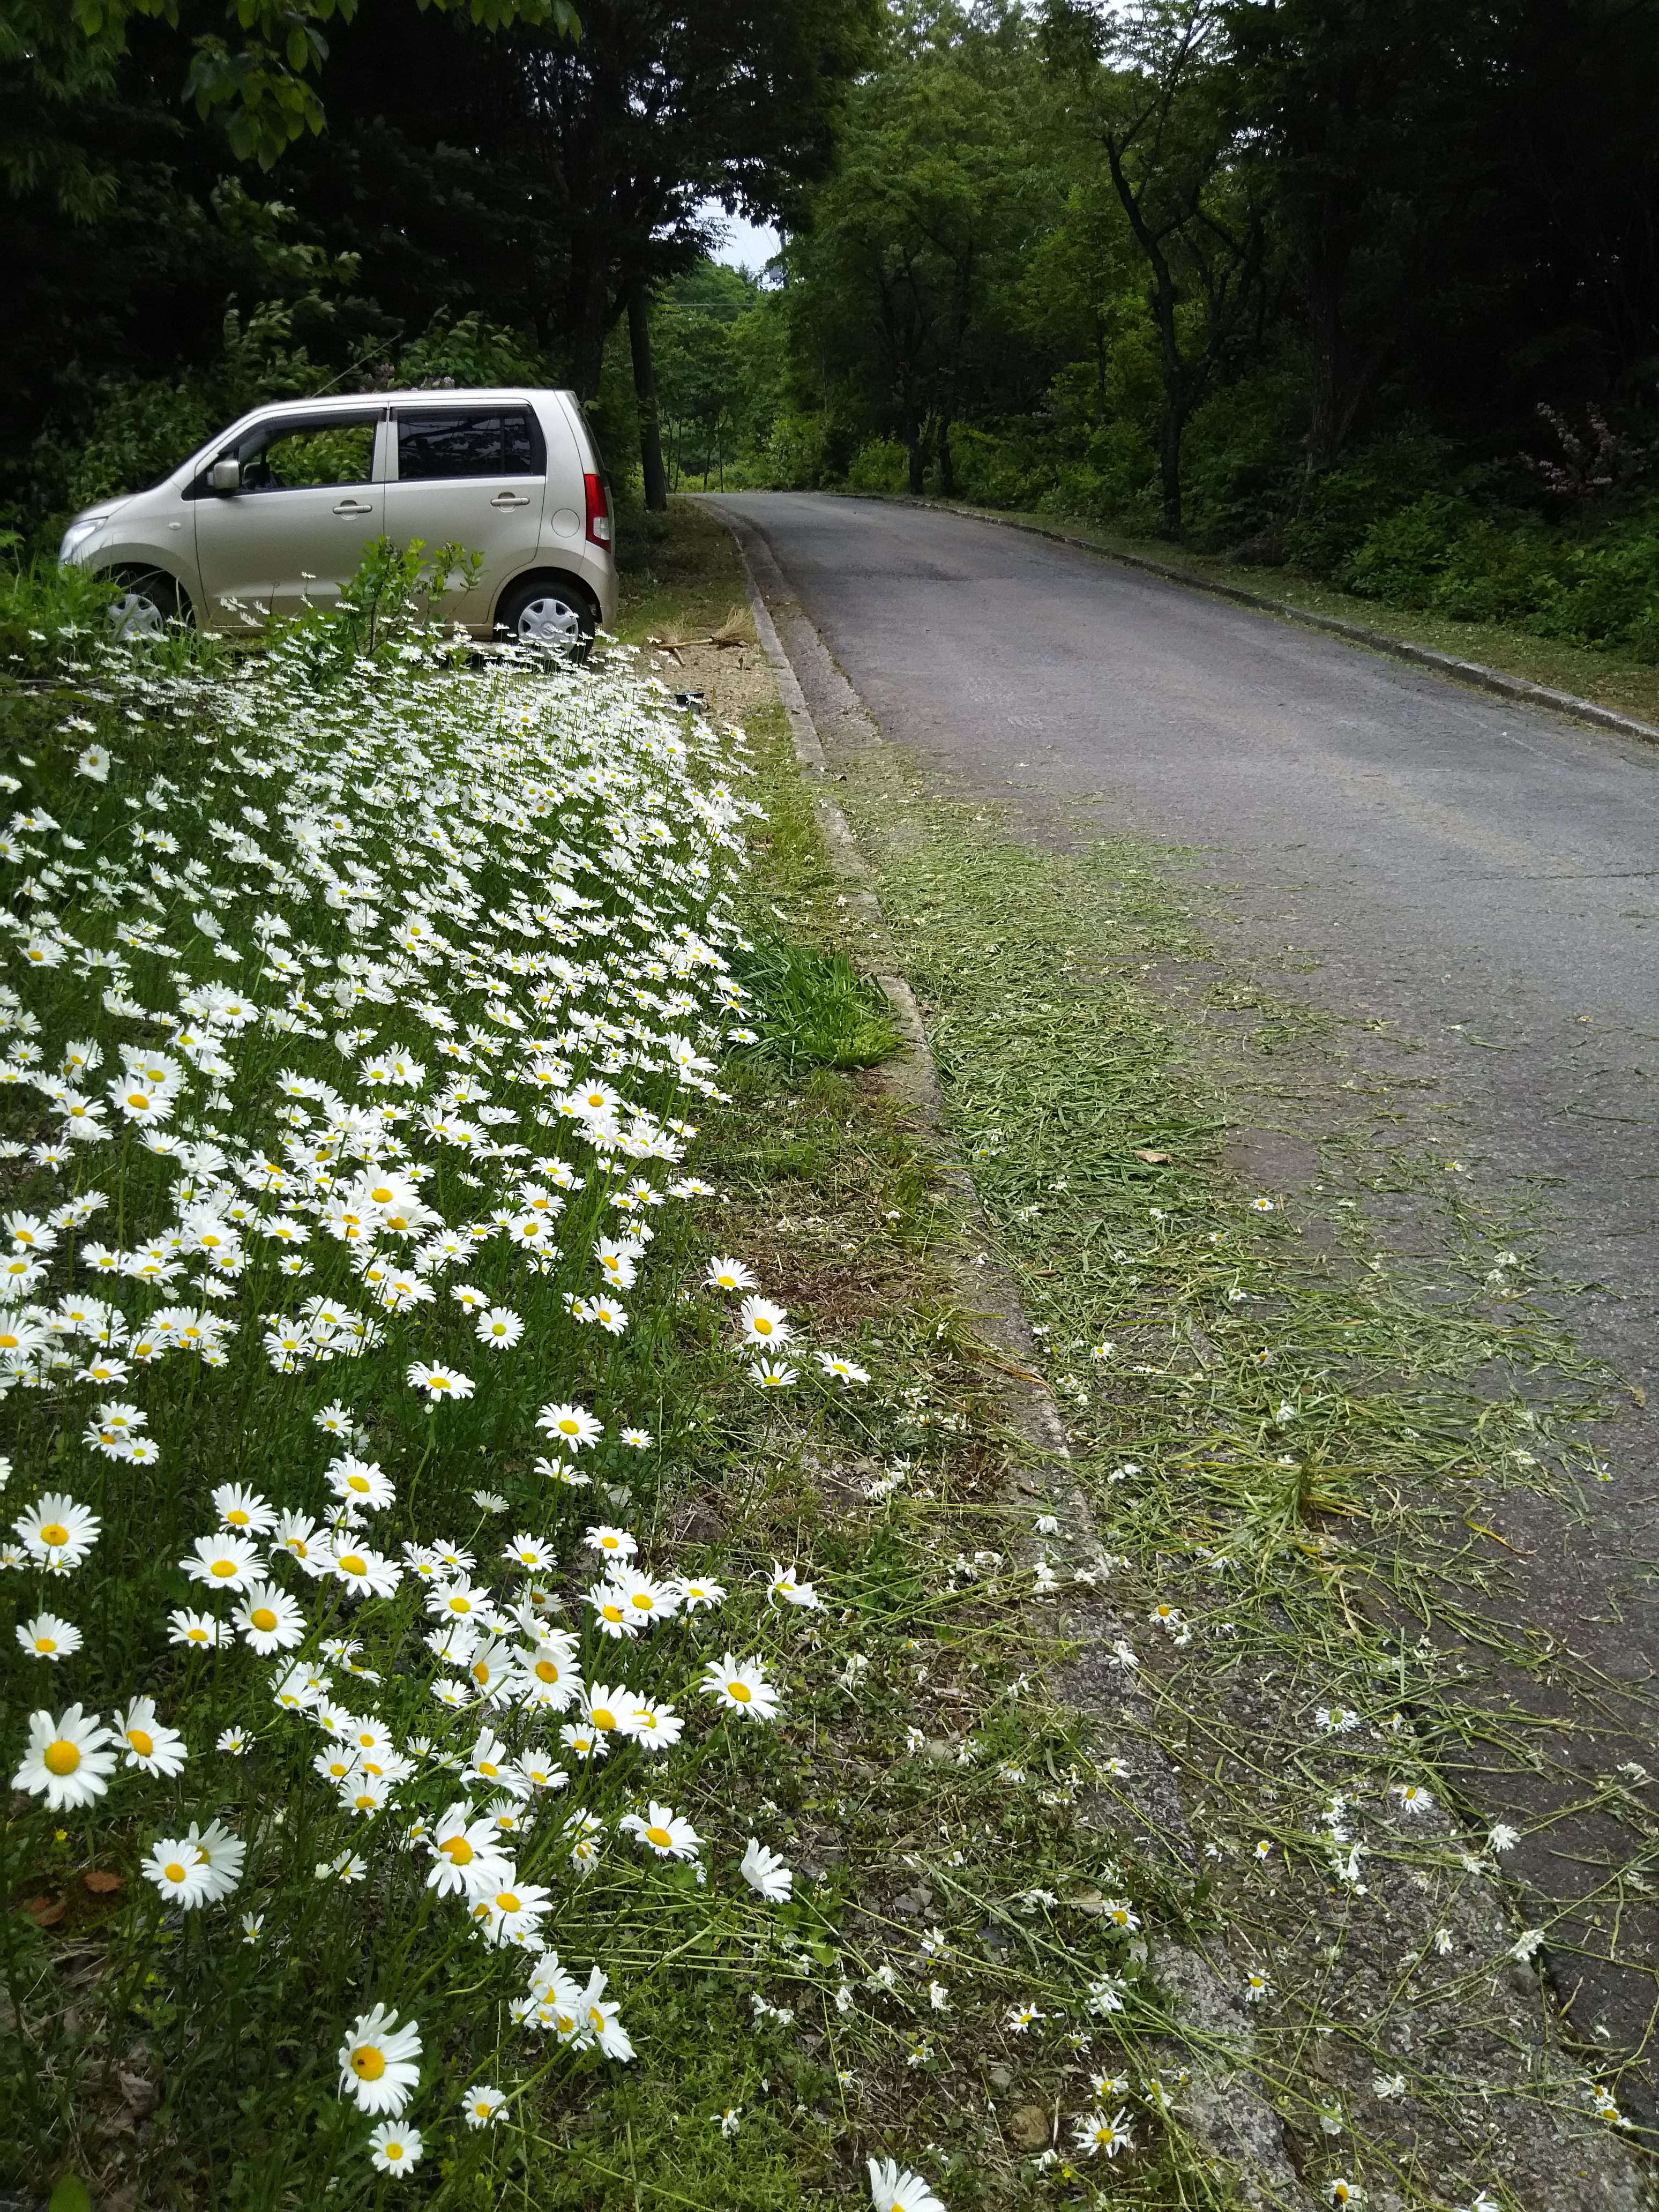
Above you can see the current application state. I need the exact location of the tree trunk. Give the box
[1160,406,1183,536]
[903,391,928,493]
[937,416,955,497]
[626,280,669,512]
[1301,204,1377,470]
[1303,223,1349,471]
[567,251,611,400]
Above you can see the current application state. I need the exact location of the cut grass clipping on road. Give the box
[814,733,1656,2200]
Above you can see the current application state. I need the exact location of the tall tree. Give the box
[1219,0,1455,470]
[627,278,669,509]
[64,0,578,169]
[1080,0,1266,533]
[792,3,1043,494]
[280,0,875,397]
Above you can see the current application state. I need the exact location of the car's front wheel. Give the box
[107,567,189,640]
[494,576,597,661]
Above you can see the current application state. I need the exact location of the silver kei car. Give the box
[57,386,618,649]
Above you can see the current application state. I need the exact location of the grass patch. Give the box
[730,936,905,1078]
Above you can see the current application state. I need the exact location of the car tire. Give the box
[494,576,597,661]
[107,567,188,640]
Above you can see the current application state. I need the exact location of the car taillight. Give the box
[584,472,612,548]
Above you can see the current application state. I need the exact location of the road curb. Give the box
[854,491,1659,750]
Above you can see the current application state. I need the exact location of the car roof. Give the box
[166,387,579,484]
[242,387,573,415]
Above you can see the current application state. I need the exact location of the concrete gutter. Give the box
[861,491,1659,750]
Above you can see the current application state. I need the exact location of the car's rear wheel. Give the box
[107,567,188,640]
[494,576,597,661]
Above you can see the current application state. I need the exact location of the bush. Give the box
[0,549,125,676]
[758,412,832,489]
[947,427,1030,509]
[1426,515,1570,625]
[1341,494,1477,607]
[1180,356,1311,554]
[1338,489,1659,655]
[1532,525,1659,651]
[1281,432,1462,574]
[846,437,908,495]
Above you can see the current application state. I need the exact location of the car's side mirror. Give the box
[209,458,241,494]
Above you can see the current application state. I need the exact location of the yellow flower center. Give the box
[250,1607,278,1633]
[338,1555,367,1576]
[472,1661,490,1684]
[354,1793,376,1811]
[646,1826,672,1850]
[210,1558,237,1579]
[164,1860,188,1884]
[477,1759,499,1777]
[535,1659,559,1683]
[227,1508,250,1525]
[40,1522,69,1547]
[352,2047,386,2081]
[447,1596,471,1613]
[347,1474,370,1493]
[127,1092,150,1110]
[370,1186,393,1204]
[601,1603,624,1624]
[127,1728,154,1757]
[729,1681,751,1702]
[558,1420,578,1435]
[34,1635,56,1651]
[442,1836,474,1864]
[496,1891,520,1913]
[630,1594,654,1612]
[755,1318,773,1336]
[591,1707,615,1732]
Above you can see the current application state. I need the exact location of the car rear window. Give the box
[396,410,541,480]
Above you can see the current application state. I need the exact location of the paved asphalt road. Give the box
[713,490,1659,2078]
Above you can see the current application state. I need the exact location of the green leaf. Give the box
[50,2179,94,2212]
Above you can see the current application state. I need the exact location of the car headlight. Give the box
[58,515,107,565]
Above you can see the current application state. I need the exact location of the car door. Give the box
[194,412,385,624]
[382,406,549,631]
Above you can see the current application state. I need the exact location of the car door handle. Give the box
[332,498,375,517]
[490,492,532,508]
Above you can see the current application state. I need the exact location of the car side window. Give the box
[396,411,540,480]
[237,418,378,492]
